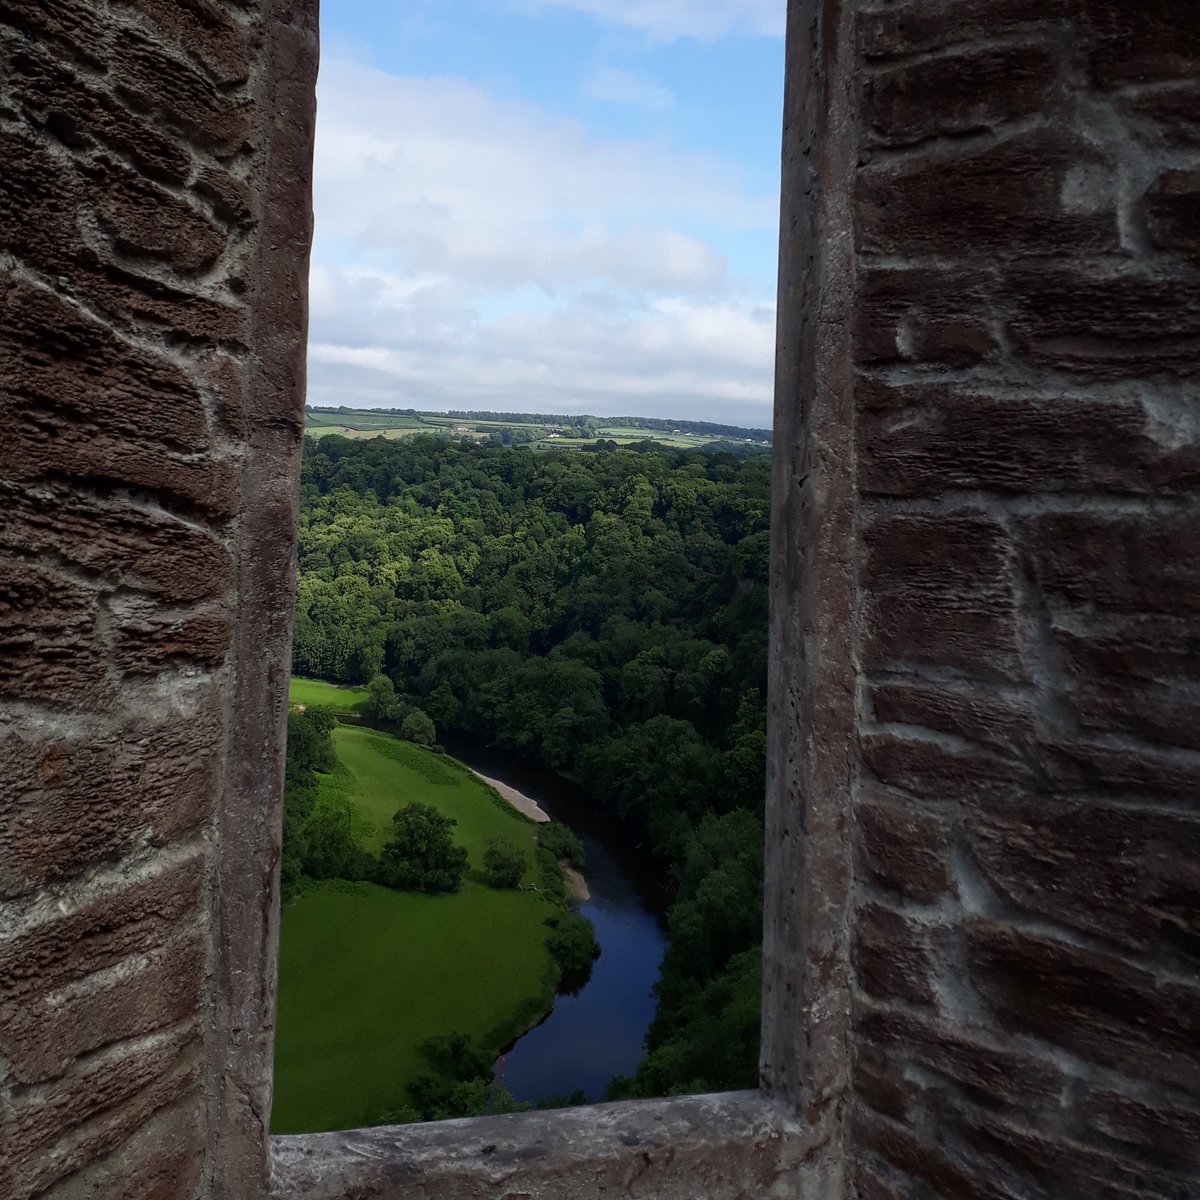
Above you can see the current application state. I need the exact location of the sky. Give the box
[309,0,786,428]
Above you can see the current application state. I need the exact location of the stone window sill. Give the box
[270,1091,816,1199]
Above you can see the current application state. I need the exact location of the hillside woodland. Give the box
[291,435,769,1097]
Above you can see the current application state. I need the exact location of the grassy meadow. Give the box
[271,722,559,1134]
[288,676,370,714]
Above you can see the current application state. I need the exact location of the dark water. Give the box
[440,736,668,1104]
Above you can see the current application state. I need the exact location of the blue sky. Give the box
[309,0,785,426]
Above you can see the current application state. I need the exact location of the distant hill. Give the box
[305,407,773,450]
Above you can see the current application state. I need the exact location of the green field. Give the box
[271,724,559,1134]
[303,407,772,451]
[288,676,369,714]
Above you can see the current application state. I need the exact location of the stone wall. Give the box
[2,1,1197,1198]
[845,2,1200,1196]
[0,3,317,1198]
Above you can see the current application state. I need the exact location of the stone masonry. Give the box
[846,2,1200,1196]
[0,2,317,1197]
[1,1,1198,1199]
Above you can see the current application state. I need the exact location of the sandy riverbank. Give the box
[465,766,590,902]
[561,864,591,903]
[467,767,551,822]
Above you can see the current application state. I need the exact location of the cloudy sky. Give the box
[309,0,785,426]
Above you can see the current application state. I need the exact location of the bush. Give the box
[537,822,586,870]
[482,839,526,889]
[545,911,600,974]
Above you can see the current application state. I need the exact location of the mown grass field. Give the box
[271,724,558,1134]
[288,676,369,713]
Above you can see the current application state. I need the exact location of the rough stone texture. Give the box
[763,4,857,1197]
[0,3,316,1198]
[271,1094,818,1200]
[849,1,1200,1197]
[3,0,1198,1198]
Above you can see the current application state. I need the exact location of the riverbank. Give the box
[465,766,550,823]
[272,722,562,1133]
[460,766,590,902]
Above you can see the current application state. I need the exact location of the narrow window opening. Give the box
[271,0,786,1137]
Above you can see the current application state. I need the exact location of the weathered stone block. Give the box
[112,0,255,86]
[1007,265,1200,377]
[1041,736,1200,807]
[8,45,194,185]
[966,800,1200,964]
[855,903,939,1007]
[0,483,234,604]
[0,559,107,709]
[194,164,257,231]
[869,681,1034,756]
[0,930,205,1084]
[861,730,1032,807]
[0,852,205,1000]
[856,265,999,368]
[966,920,1200,1089]
[0,703,220,896]
[42,1098,206,1200]
[0,0,111,69]
[855,1006,1066,1117]
[867,43,1059,146]
[850,1160,907,1200]
[853,1110,1009,1200]
[1119,82,1200,149]
[956,1106,1193,1199]
[857,377,1200,498]
[1080,1088,1200,1175]
[1021,511,1200,615]
[113,602,234,676]
[860,0,1077,58]
[1071,679,1200,753]
[857,131,1120,258]
[1054,613,1194,689]
[861,513,1024,683]
[94,158,227,275]
[854,787,953,904]
[7,1030,201,1200]
[2,278,208,448]
[0,130,248,351]
[111,26,254,156]
[1083,0,1200,87]
[1145,168,1200,263]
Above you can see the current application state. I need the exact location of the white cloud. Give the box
[307,56,778,426]
[314,58,769,292]
[582,65,676,111]
[513,0,785,41]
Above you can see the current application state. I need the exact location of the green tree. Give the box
[482,839,526,889]
[365,673,404,722]
[545,911,600,973]
[379,803,467,893]
[401,708,436,745]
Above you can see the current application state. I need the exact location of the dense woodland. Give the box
[292,434,769,1097]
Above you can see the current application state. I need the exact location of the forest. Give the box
[292,433,769,1097]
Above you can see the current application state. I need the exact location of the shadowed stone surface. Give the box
[271,1095,816,1200]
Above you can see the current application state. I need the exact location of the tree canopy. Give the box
[291,434,769,1094]
[380,802,469,894]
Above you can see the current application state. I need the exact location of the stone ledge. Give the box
[270,1092,823,1200]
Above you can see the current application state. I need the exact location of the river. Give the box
[440,736,668,1104]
